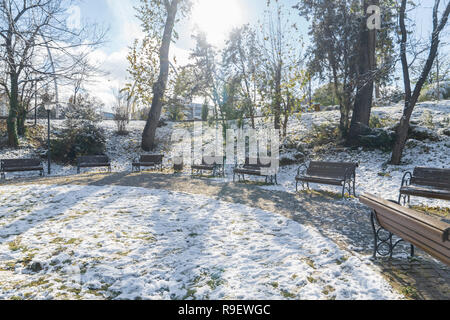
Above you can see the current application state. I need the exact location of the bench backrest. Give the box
[140,155,163,164]
[411,167,450,190]
[78,155,110,164]
[360,193,450,266]
[1,159,41,169]
[307,161,358,179]
[202,156,223,166]
[243,157,272,169]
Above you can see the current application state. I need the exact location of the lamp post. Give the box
[43,101,53,175]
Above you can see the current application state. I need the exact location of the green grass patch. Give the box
[322,285,336,296]
[401,286,420,300]
[307,276,317,283]
[336,256,349,265]
[280,290,297,299]
[8,238,27,252]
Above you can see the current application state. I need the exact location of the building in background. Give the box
[102,111,115,120]
[185,103,212,121]
[0,94,8,118]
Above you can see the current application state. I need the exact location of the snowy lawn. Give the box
[0,185,402,300]
[1,101,449,211]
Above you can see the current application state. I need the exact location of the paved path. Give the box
[1,172,449,300]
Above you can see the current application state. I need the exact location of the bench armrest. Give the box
[401,171,413,188]
[343,167,355,181]
[444,228,450,242]
[297,163,308,176]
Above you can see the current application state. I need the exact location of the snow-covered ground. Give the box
[0,184,401,300]
[1,100,449,209]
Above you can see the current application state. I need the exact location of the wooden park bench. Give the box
[398,167,450,204]
[1,159,44,180]
[132,155,164,172]
[233,157,277,184]
[295,161,358,197]
[191,156,224,177]
[360,194,449,266]
[77,155,111,174]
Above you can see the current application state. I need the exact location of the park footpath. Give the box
[2,171,449,300]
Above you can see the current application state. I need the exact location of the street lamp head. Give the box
[43,101,54,111]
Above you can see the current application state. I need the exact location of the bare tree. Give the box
[0,0,107,147]
[138,0,192,151]
[390,0,450,164]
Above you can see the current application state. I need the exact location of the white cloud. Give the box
[67,5,81,30]
[105,0,144,44]
[85,47,130,111]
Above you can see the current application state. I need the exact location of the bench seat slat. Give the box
[192,165,215,171]
[79,163,110,168]
[133,162,156,166]
[3,166,43,172]
[234,168,264,176]
[139,155,163,164]
[296,175,344,185]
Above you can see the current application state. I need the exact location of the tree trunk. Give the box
[391,113,411,164]
[7,73,19,147]
[273,65,282,131]
[16,103,28,136]
[17,110,26,136]
[282,95,290,138]
[141,1,178,151]
[339,87,352,137]
[346,0,377,146]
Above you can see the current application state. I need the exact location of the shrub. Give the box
[408,125,440,142]
[51,122,106,164]
[166,103,185,121]
[114,107,129,135]
[312,83,342,107]
[51,94,106,164]
[369,114,395,129]
[306,122,340,146]
[379,87,404,105]
[358,128,396,151]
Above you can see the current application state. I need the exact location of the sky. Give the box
[71,0,446,111]
[72,0,304,110]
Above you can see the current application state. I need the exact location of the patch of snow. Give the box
[0,184,402,300]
